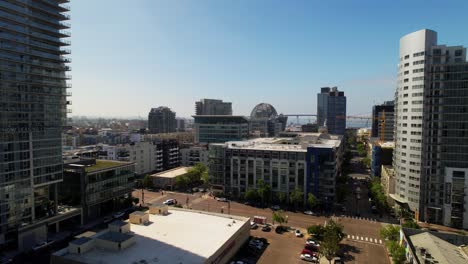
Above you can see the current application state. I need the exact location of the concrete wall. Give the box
[129,213,149,225]
[206,217,250,264]
[69,240,95,254]
[109,223,130,234]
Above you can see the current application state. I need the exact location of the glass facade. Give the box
[0,0,70,246]
[317,87,347,135]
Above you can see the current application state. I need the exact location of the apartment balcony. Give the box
[38,0,70,12]
[0,56,70,71]
[0,66,71,80]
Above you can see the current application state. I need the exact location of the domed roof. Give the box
[250,103,278,119]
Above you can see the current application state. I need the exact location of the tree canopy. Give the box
[319,219,345,262]
[272,210,288,226]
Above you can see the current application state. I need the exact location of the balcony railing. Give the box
[0,56,70,71]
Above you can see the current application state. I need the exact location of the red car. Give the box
[301,249,318,256]
[304,244,319,252]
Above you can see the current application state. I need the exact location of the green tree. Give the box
[361,157,371,169]
[278,192,287,205]
[335,186,348,204]
[186,163,208,184]
[142,174,153,189]
[257,179,271,205]
[402,219,420,229]
[244,189,259,202]
[272,210,288,226]
[380,225,400,241]
[391,243,406,264]
[289,188,304,210]
[319,219,345,263]
[307,224,325,240]
[175,175,190,190]
[307,192,319,209]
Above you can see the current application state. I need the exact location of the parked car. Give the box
[261,224,271,232]
[250,221,258,229]
[303,210,316,216]
[305,244,319,252]
[216,197,228,202]
[332,257,344,264]
[32,239,55,252]
[113,211,125,219]
[248,239,264,250]
[295,229,303,237]
[306,238,320,246]
[163,199,176,205]
[302,248,318,256]
[103,216,113,224]
[300,253,318,262]
[271,205,281,211]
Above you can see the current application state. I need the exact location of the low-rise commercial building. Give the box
[381,165,396,206]
[194,115,249,144]
[60,159,135,222]
[209,132,344,205]
[150,167,191,190]
[51,208,250,264]
[400,228,468,264]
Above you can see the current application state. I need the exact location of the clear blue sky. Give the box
[70,0,468,118]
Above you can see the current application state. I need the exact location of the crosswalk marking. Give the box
[346,234,384,245]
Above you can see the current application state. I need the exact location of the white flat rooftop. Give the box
[150,166,190,178]
[58,209,249,264]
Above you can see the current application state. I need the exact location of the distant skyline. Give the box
[71,0,468,118]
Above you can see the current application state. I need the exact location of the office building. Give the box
[180,145,209,166]
[176,118,185,132]
[193,115,249,144]
[69,140,179,176]
[370,141,394,177]
[372,101,395,141]
[209,132,344,205]
[148,107,176,134]
[317,87,347,135]
[0,0,72,250]
[393,29,468,228]
[98,142,164,175]
[60,159,135,222]
[249,103,288,137]
[195,99,232,116]
[52,208,250,264]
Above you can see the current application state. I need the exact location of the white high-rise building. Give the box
[394,29,468,228]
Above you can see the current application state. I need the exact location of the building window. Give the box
[455,49,463,56]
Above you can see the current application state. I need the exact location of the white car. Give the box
[216,197,228,202]
[303,210,316,216]
[301,254,318,262]
[163,199,175,205]
[113,211,124,219]
[306,239,320,247]
[250,221,258,229]
[271,205,281,210]
[295,229,303,237]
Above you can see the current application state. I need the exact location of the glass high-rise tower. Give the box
[0,0,71,249]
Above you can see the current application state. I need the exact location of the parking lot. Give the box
[132,188,390,263]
